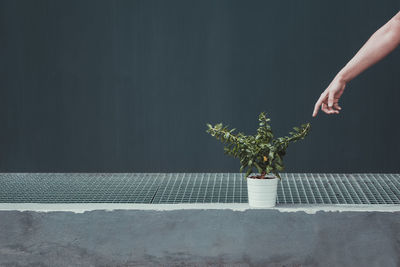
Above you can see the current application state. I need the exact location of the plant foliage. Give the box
[206,112,310,179]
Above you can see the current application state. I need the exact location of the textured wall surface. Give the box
[0,209,399,266]
[1,0,400,172]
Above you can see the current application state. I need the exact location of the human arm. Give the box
[313,11,400,117]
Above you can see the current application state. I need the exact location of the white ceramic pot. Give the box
[247,175,278,208]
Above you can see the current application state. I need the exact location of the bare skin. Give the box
[313,11,400,117]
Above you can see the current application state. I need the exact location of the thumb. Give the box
[328,91,335,108]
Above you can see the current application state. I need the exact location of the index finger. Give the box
[312,93,326,117]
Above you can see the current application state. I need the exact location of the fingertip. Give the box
[312,106,320,117]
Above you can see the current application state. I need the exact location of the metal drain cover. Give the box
[0,173,399,205]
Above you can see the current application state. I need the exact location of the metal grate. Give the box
[0,173,399,205]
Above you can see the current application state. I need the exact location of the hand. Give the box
[312,78,346,117]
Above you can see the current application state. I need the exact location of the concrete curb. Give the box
[0,203,399,214]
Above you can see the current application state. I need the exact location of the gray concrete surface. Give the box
[0,209,399,266]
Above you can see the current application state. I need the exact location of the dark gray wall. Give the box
[1,0,400,172]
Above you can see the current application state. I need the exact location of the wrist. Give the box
[335,72,349,85]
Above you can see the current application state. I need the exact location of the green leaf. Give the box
[275,164,284,171]
[268,150,275,160]
[266,165,273,174]
[245,168,252,178]
[254,162,262,174]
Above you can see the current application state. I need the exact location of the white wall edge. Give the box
[0,203,399,214]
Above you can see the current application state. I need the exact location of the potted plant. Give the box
[206,112,310,208]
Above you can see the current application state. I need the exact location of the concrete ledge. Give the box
[0,203,400,214]
[0,209,399,266]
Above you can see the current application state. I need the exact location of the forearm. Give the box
[336,12,400,83]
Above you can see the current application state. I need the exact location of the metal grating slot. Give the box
[0,173,399,205]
